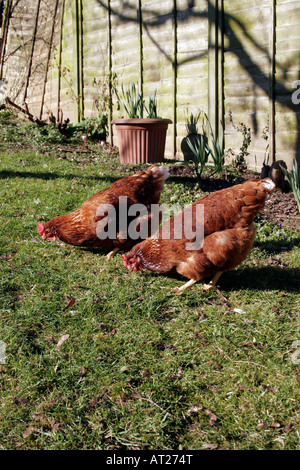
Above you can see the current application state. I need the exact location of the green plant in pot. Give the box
[181,110,224,188]
[280,159,300,213]
[112,82,172,164]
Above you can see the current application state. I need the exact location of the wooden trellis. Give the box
[0,0,299,169]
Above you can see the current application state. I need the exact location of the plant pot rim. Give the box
[112,118,172,125]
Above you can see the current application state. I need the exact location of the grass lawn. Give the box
[0,116,299,450]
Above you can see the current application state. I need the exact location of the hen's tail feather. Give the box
[261,177,276,192]
[149,165,170,182]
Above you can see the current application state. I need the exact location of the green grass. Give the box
[0,118,299,450]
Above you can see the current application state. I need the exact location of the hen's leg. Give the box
[170,278,198,295]
[202,271,223,291]
[106,247,120,261]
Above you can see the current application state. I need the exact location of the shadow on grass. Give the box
[219,266,300,293]
[138,265,300,294]
[0,168,234,190]
[0,169,200,186]
[0,169,120,184]
[254,239,300,253]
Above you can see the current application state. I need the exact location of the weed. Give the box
[228,111,251,169]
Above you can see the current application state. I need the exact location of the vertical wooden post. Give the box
[208,0,218,138]
[107,0,113,144]
[57,0,66,123]
[23,0,42,104]
[217,0,224,132]
[269,0,276,163]
[173,0,178,157]
[72,0,83,123]
[79,0,84,118]
[0,0,13,79]
[137,0,143,98]
[39,0,59,120]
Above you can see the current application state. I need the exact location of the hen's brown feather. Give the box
[38,165,169,251]
[123,178,276,291]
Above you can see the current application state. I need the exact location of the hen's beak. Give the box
[132,256,142,272]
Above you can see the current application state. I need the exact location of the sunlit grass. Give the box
[0,127,299,450]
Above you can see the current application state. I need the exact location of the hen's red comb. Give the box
[37,222,45,235]
[121,253,129,269]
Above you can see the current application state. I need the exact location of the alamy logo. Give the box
[95,198,205,250]
[0,341,6,364]
[0,80,6,105]
[292,80,300,105]
[291,340,300,365]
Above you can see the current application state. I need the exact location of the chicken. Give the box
[37,165,169,259]
[260,160,287,190]
[122,178,276,293]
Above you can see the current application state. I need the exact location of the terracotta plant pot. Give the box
[112,118,172,164]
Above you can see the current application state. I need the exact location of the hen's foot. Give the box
[106,247,120,261]
[202,283,215,292]
[202,272,223,292]
[170,279,197,295]
[170,286,183,295]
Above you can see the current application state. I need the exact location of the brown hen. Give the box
[37,165,169,259]
[122,178,276,292]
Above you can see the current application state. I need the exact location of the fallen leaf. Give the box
[257,419,281,429]
[0,254,11,260]
[233,308,245,314]
[23,428,34,439]
[257,419,266,429]
[67,310,77,316]
[88,394,103,408]
[205,408,217,426]
[79,366,85,377]
[44,336,55,343]
[201,443,218,450]
[170,366,183,379]
[273,437,285,447]
[262,384,277,393]
[17,397,30,406]
[56,334,70,350]
[198,313,207,321]
[267,256,284,268]
[63,297,76,311]
[283,423,292,433]
[271,305,280,314]
[187,404,203,416]
[52,423,60,435]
